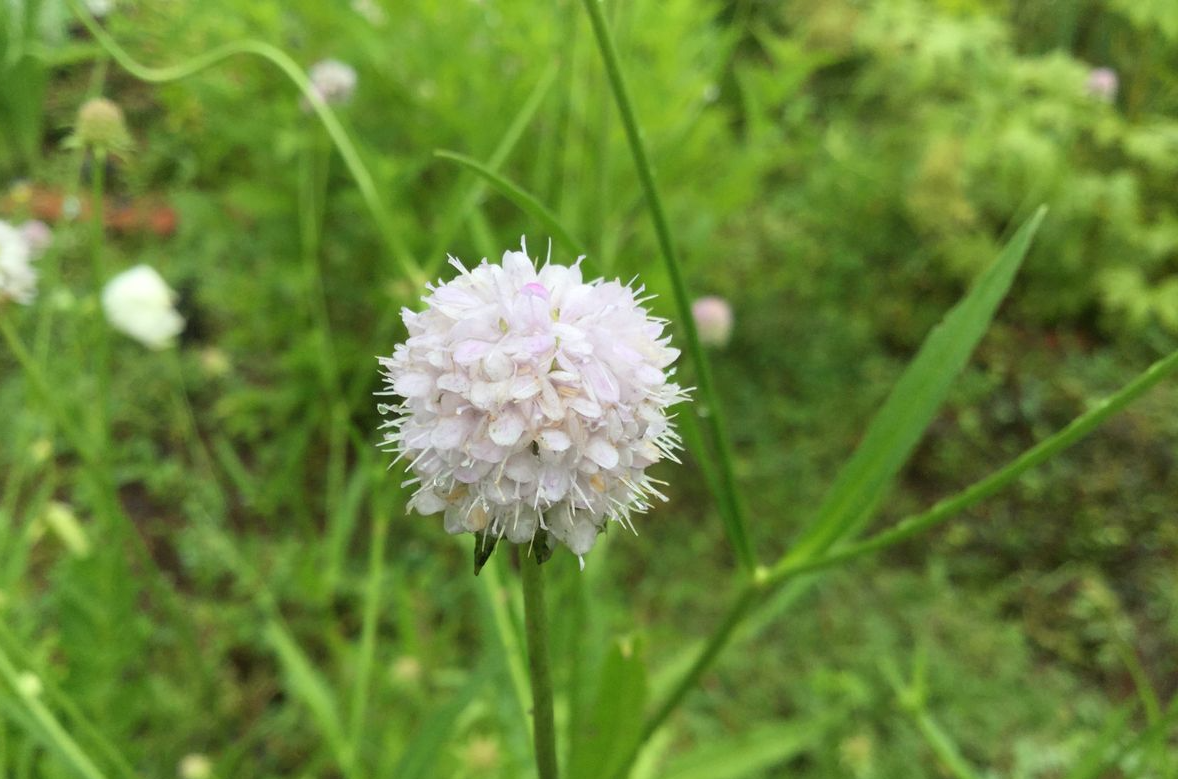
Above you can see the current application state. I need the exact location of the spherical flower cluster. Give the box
[305,59,358,109]
[691,295,734,348]
[102,265,186,350]
[379,244,687,566]
[0,220,38,305]
[73,97,132,153]
[1086,67,1118,102]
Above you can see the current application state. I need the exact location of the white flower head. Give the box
[305,59,358,109]
[379,242,687,567]
[691,295,734,348]
[0,220,38,305]
[102,265,185,350]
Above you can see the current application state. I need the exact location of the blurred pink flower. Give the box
[692,295,734,348]
[20,220,52,256]
[1086,67,1118,102]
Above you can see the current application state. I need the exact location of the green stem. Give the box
[298,135,349,523]
[520,553,559,779]
[579,0,755,572]
[68,0,424,288]
[88,147,110,450]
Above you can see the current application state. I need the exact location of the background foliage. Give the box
[1,0,1177,776]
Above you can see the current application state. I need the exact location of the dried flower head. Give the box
[0,220,38,305]
[305,59,358,109]
[102,265,185,350]
[379,243,686,566]
[691,295,734,348]
[72,97,132,153]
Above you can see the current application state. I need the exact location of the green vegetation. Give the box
[2,0,1177,776]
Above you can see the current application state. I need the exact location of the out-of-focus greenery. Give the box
[1,0,1176,776]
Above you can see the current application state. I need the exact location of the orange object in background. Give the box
[1,184,178,237]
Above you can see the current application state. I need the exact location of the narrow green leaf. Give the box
[0,645,106,779]
[434,150,588,258]
[265,621,353,774]
[782,207,1047,565]
[393,669,483,779]
[660,718,832,779]
[568,638,647,779]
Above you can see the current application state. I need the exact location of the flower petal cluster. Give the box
[102,265,185,350]
[0,220,38,305]
[306,59,358,108]
[379,244,686,565]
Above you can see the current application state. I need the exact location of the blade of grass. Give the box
[778,208,1046,568]
[433,150,588,258]
[392,663,484,779]
[765,343,1178,584]
[0,625,136,779]
[579,0,755,572]
[346,475,397,762]
[266,621,355,776]
[0,644,106,779]
[660,716,834,779]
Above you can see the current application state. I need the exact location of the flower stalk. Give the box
[578,0,755,572]
[520,550,559,779]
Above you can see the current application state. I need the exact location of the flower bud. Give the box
[1086,67,1118,102]
[178,754,213,779]
[74,97,132,153]
[691,295,734,348]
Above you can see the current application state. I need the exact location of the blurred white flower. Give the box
[352,0,386,25]
[102,265,185,350]
[20,220,52,257]
[304,59,358,109]
[0,220,38,305]
[1086,67,1118,102]
[84,0,114,18]
[379,242,686,566]
[691,295,733,347]
[178,754,212,779]
[15,671,42,698]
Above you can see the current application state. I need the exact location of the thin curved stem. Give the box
[520,553,559,779]
[579,0,755,572]
[67,0,425,288]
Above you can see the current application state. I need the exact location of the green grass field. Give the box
[2,0,1178,777]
